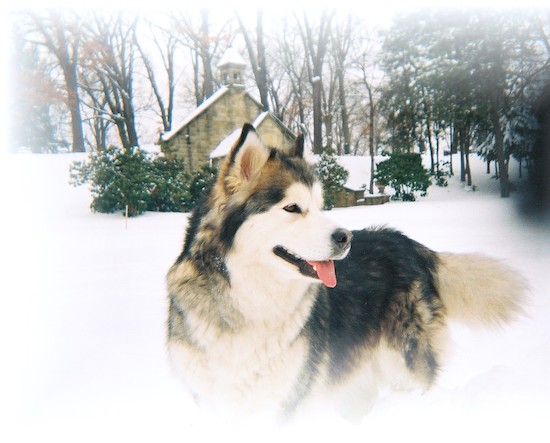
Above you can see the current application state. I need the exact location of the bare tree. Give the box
[173,9,233,105]
[357,49,384,193]
[81,12,140,149]
[236,9,269,111]
[330,14,353,154]
[26,10,85,152]
[277,18,310,134]
[135,20,177,133]
[296,10,333,154]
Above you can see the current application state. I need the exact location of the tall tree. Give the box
[357,56,383,193]
[236,9,269,111]
[26,10,85,152]
[381,9,548,197]
[276,17,310,135]
[9,30,62,152]
[135,21,177,133]
[330,14,353,154]
[380,20,421,154]
[81,12,140,149]
[296,10,333,154]
[173,9,233,105]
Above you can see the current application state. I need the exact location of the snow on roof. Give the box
[209,112,273,159]
[209,128,242,159]
[253,111,269,127]
[160,86,229,142]
[218,47,247,68]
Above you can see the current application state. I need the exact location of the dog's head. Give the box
[212,124,351,288]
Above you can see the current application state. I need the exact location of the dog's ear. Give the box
[291,133,305,158]
[226,123,269,183]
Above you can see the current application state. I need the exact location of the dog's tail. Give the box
[435,253,527,326]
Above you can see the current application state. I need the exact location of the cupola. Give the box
[218,47,246,87]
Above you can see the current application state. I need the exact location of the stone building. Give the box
[160,48,296,173]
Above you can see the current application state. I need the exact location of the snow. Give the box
[159,86,229,142]
[210,112,270,159]
[253,111,270,128]
[210,127,242,159]
[1,152,549,442]
[217,47,247,68]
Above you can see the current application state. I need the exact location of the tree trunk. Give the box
[236,10,270,111]
[459,128,466,182]
[64,62,85,152]
[200,10,214,100]
[365,81,376,194]
[299,12,332,154]
[312,76,323,153]
[491,106,510,197]
[465,143,472,186]
[426,118,434,174]
[337,66,351,154]
[435,135,440,176]
[255,10,269,111]
[30,12,86,152]
[448,124,454,176]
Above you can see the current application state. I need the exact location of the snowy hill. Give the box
[1,152,549,443]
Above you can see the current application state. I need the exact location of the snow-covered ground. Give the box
[1,152,549,442]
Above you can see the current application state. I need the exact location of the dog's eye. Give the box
[283,203,301,214]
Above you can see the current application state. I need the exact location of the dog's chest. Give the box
[168,319,308,413]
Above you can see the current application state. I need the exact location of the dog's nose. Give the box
[332,228,352,250]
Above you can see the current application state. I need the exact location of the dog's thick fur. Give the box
[167,124,526,420]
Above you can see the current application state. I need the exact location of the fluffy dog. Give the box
[167,124,525,421]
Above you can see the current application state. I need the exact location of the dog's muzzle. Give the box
[273,228,352,288]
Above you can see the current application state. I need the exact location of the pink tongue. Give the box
[307,260,337,288]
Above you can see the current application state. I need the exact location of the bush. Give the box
[70,146,152,216]
[432,160,451,187]
[148,155,188,212]
[70,147,216,216]
[183,163,218,212]
[374,153,431,201]
[316,151,349,210]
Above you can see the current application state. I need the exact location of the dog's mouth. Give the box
[273,246,337,288]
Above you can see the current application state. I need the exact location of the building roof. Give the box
[218,47,247,68]
[209,112,287,159]
[160,86,230,143]
[209,128,242,159]
[160,85,268,144]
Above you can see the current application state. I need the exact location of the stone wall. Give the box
[162,87,262,172]
[256,117,295,153]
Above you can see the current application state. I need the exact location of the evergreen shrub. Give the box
[316,151,349,210]
[374,153,431,201]
[69,147,216,216]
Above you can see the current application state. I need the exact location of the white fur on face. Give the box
[227,181,346,284]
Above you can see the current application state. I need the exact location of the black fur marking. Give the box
[273,246,319,280]
[178,147,314,269]
[269,148,316,188]
[219,203,249,249]
[292,134,305,158]
[177,190,213,263]
[219,186,286,250]
[229,123,256,166]
[308,228,442,383]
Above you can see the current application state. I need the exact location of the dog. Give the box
[166,123,526,422]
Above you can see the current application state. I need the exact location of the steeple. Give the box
[218,47,246,87]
